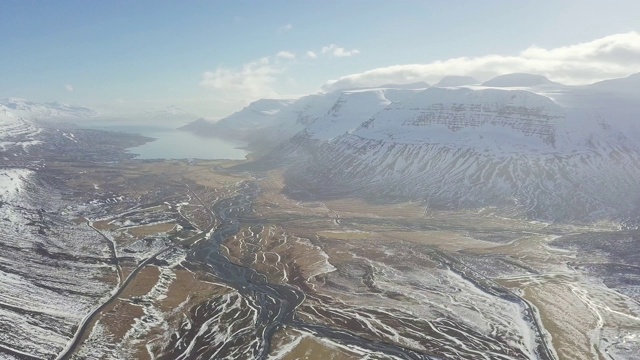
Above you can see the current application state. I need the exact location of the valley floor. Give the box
[1,128,639,360]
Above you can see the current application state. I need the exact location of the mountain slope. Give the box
[180,86,424,150]
[304,87,423,140]
[481,73,561,87]
[249,76,640,223]
[0,108,42,152]
[1,98,98,153]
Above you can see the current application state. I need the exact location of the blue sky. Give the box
[1,0,639,117]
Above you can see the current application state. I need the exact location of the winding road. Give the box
[56,187,220,360]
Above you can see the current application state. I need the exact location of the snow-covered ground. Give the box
[0,168,115,358]
[0,107,42,152]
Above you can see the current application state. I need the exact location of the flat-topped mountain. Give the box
[481,73,561,87]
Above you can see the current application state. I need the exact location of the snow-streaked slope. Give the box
[0,105,42,151]
[356,87,563,150]
[179,98,301,147]
[0,168,31,203]
[214,99,296,132]
[282,132,640,221]
[0,169,113,358]
[1,98,98,152]
[587,72,640,97]
[305,88,423,140]
[183,86,425,148]
[482,73,561,87]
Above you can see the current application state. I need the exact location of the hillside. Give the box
[227,73,640,223]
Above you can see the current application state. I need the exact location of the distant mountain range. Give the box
[0,99,200,152]
[0,98,98,121]
[0,98,98,152]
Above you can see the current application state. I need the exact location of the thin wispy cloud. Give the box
[306,51,317,59]
[323,32,640,91]
[65,84,74,92]
[276,51,295,59]
[201,57,279,99]
[321,44,360,57]
[200,50,298,102]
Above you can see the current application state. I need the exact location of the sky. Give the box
[1,0,639,118]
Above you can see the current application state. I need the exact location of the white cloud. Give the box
[65,84,74,92]
[276,51,295,59]
[323,32,640,91]
[200,57,280,99]
[279,24,293,32]
[321,44,360,57]
[200,47,303,102]
[306,50,317,59]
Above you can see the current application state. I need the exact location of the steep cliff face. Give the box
[304,87,424,140]
[357,87,563,148]
[181,86,425,150]
[280,133,640,221]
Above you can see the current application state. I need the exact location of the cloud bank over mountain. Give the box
[322,32,640,92]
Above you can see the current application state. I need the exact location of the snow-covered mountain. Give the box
[0,98,97,121]
[303,87,424,140]
[224,73,640,223]
[180,86,426,149]
[0,98,98,152]
[433,75,480,87]
[481,73,563,87]
[179,99,296,143]
[0,106,41,151]
[213,99,296,132]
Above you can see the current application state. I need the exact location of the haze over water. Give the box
[84,124,249,160]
